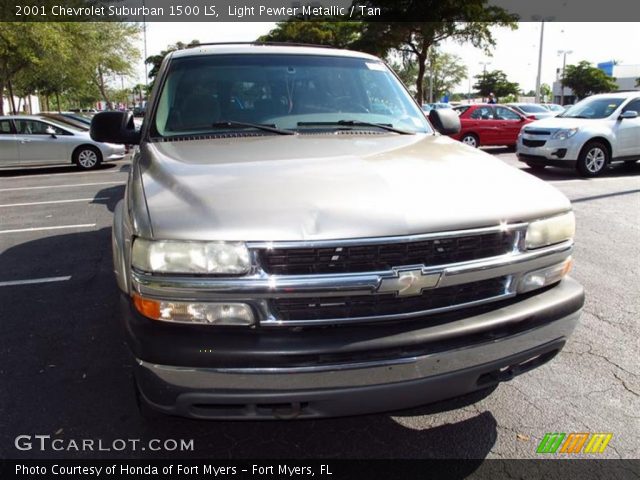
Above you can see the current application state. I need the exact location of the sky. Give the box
[132,22,640,93]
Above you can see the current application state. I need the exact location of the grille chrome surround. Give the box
[258,231,517,275]
[131,223,574,327]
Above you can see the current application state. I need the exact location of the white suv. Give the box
[517,91,640,177]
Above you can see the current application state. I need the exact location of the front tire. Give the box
[577,141,609,177]
[461,133,479,148]
[73,145,102,170]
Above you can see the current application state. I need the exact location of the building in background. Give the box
[553,62,640,105]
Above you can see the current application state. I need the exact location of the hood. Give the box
[139,133,571,241]
[525,116,606,131]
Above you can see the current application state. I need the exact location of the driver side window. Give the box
[622,99,640,113]
[470,107,494,120]
[15,120,65,135]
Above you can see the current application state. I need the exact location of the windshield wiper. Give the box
[211,121,295,135]
[558,115,588,119]
[297,120,414,135]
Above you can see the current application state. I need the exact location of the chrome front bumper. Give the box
[133,278,583,419]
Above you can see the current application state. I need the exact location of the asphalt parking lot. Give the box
[1,152,638,460]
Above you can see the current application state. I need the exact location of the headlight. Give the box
[132,238,250,274]
[525,212,575,249]
[551,128,578,140]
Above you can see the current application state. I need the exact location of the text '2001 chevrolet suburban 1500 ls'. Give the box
[91,44,584,420]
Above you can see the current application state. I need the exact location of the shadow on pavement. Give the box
[0,227,499,464]
[92,185,125,213]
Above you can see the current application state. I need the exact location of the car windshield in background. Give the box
[559,97,624,119]
[153,54,431,137]
[518,104,548,113]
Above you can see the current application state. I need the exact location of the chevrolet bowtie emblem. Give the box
[377,269,441,297]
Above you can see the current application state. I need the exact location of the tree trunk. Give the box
[96,66,111,109]
[7,79,17,114]
[415,53,427,105]
[55,91,61,112]
[0,80,5,116]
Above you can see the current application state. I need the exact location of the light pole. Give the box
[558,50,573,106]
[479,62,491,101]
[533,17,554,103]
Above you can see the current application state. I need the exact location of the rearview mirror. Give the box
[90,111,141,144]
[45,126,57,137]
[429,108,461,135]
[619,110,638,120]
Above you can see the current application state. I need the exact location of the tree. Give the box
[539,83,552,102]
[259,22,361,49]
[391,50,467,102]
[1,22,140,114]
[561,61,618,100]
[258,1,517,104]
[146,40,200,82]
[351,1,517,103]
[473,70,519,100]
[85,23,141,108]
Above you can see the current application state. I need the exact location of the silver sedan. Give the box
[0,115,125,170]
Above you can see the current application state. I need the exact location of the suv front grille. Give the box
[272,277,509,321]
[259,231,516,275]
[523,139,546,147]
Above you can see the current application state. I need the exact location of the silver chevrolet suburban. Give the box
[91,44,584,419]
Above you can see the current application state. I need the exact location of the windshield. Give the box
[518,104,548,113]
[153,54,430,137]
[560,97,624,119]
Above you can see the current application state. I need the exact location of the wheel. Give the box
[73,145,102,170]
[577,141,609,177]
[526,162,546,172]
[461,133,479,148]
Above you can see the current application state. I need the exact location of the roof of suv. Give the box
[170,43,380,61]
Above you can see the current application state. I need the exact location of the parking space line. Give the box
[0,276,71,287]
[2,169,126,179]
[0,197,110,208]
[0,224,96,234]
[0,181,124,192]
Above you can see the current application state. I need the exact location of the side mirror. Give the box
[619,110,638,120]
[429,108,461,135]
[90,111,141,144]
[45,126,57,137]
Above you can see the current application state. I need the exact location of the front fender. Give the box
[112,200,129,293]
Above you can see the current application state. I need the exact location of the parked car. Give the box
[0,115,125,169]
[507,103,556,120]
[541,103,566,114]
[39,112,91,131]
[517,91,640,176]
[91,44,583,420]
[451,104,535,148]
